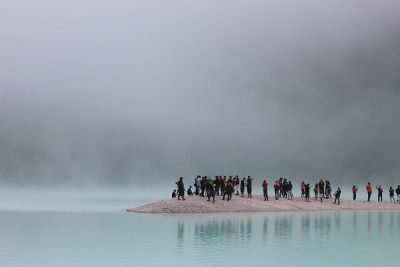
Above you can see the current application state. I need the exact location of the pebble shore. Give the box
[127,195,400,213]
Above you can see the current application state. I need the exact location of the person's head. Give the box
[368,182,371,185]
[189,186,192,188]
[179,177,183,181]
[390,186,393,189]
[353,185,355,188]
[173,189,176,192]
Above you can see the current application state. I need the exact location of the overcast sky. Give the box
[1,0,400,187]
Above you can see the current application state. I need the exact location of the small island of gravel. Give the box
[127,196,400,213]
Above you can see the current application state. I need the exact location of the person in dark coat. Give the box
[246,176,253,198]
[176,177,185,200]
[333,187,341,205]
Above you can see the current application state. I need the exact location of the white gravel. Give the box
[127,195,400,213]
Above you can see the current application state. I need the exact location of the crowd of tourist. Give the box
[172,176,400,205]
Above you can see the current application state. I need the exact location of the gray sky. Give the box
[1,0,400,186]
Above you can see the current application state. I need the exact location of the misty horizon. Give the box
[1,0,400,187]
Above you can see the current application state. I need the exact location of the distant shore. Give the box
[127,195,400,213]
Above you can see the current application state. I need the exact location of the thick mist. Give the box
[1,0,400,187]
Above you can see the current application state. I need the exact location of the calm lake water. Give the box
[0,190,399,267]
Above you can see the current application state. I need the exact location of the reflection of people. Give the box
[366,182,372,202]
[352,185,358,201]
[333,187,341,205]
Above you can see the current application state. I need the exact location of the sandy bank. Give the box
[127,195,400,213]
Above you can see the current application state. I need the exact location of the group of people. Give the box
[355,183,400,203]
[172,176,400,205]
[298,180,340,204]
[172,176,255,202]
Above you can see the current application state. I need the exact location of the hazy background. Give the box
[1,0,400,188]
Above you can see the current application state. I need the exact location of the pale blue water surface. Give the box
[0,190,399,267]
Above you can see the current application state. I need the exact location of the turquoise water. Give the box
[0,191,399,267]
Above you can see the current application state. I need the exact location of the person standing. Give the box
[396,185,400,203]
[176,177,186,200]
[262,179,269,201]
[305,183,310,202]
[389,187,395,203]
[366,182,372,202]
[352,185,358,201]
[300,181,305,198]
[206,178,215,203]
[240,178,246,197]
[246,176,253,198]
[274,180,280,200]
[318,179,325,202]
[333,187,341,205]
[195,175,201,195]
[376,185,383,202]
[313,183,319,201]
[223,180,232,201]
[287,181,293,200]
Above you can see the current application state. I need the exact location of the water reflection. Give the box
[176,211,400,249]
[378,212,383,232]
[177,221,184,250]
[274,214,293,240]
[334,212,341,229]
[314,213,332,237]
[300,213,310,239]
[368,211,372,237]
[262,217,268,240]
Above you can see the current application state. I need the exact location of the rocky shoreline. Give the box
[127,195,400,213]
